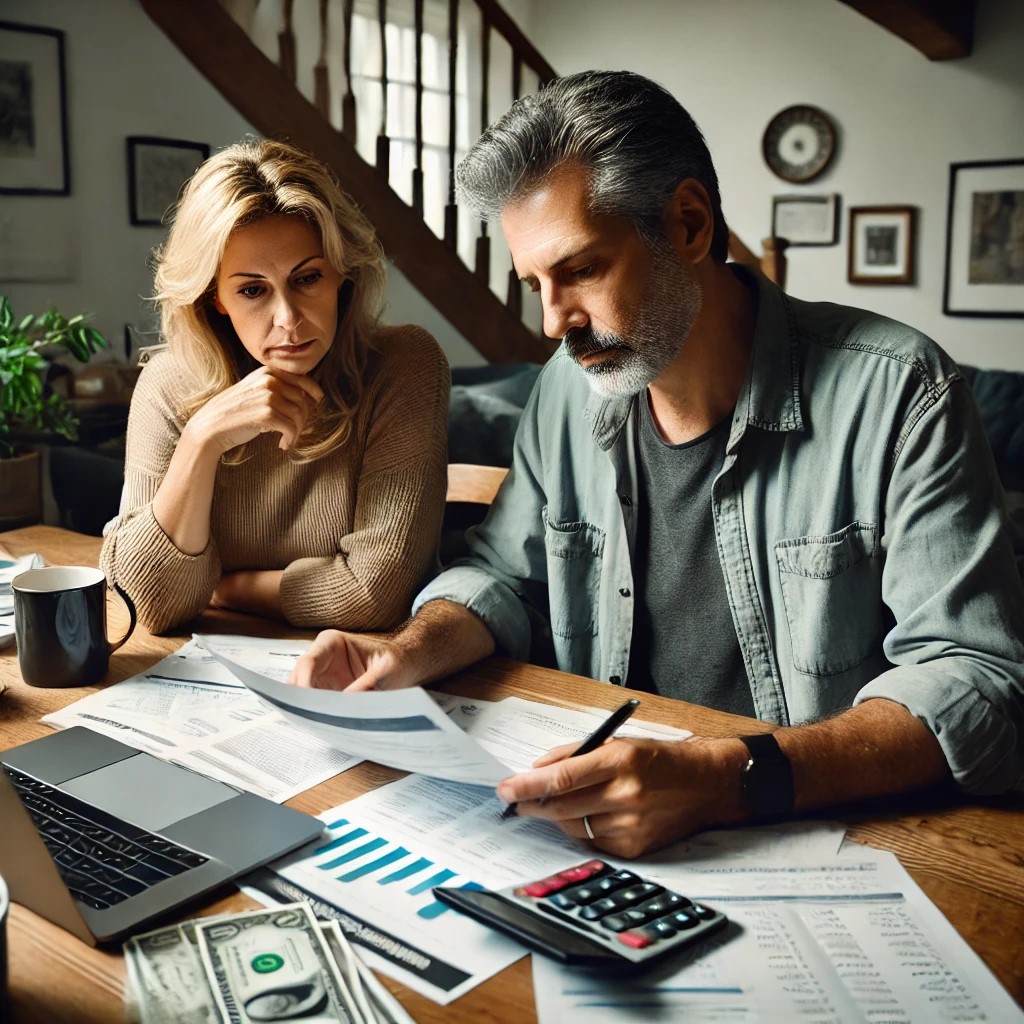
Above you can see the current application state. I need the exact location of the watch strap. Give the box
[739,733,795,820]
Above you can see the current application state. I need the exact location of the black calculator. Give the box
[433,858,727,970]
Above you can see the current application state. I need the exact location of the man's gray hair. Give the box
[456,70,729,262]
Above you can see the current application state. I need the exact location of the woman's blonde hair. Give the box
[152,138,387,461]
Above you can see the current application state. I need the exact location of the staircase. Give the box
[141,0,784,364]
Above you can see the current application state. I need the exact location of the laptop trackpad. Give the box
[62,754,237,832]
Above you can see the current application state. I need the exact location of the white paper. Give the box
[43,638,360,801]
[533,849,1023,1023]
[0,552,44,616]
[197,635,514,787]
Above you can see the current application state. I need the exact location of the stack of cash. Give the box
[123,902,415,1024]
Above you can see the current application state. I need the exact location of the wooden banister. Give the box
[140,0,552,364]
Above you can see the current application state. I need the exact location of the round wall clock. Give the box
[762,105,837,184]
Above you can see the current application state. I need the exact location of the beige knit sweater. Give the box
[100,325,449,634]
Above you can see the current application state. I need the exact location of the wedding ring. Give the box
[583,815,596,840]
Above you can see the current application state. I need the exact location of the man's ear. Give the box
[662,179,715,264]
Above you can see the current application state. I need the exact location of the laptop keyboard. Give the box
[3,765,209,910]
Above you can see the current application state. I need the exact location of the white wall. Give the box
[526,0,1024,372]
[0,0,483,366]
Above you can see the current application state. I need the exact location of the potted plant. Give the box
[0,295,108,528]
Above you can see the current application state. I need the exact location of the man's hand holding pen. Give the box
[496,702,752,858]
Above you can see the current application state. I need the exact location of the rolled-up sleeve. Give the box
[855,378,1024,793]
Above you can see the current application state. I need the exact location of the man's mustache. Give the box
[563,326,629,363]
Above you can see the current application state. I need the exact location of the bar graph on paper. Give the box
[299,816,485,921]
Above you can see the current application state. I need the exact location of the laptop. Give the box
[0,726,324,945]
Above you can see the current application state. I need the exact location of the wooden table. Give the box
[2,525,1022,1022]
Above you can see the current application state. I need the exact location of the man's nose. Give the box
[542,286,587,341]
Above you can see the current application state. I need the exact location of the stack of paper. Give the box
[0,551,42,649]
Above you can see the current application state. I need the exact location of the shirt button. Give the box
[620,494,633,507]
[609,675,622,686]
[618,587,631,597]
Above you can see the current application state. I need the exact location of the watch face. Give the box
[762,105,837,184]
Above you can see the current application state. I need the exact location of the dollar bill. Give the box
[319,920,417,1024]
[195,902,357,1023]
[124,920,220,1024]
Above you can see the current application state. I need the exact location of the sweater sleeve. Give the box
[99,355,221,634]
[279,327,450,629]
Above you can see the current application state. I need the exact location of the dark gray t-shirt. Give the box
[628,395,754,715]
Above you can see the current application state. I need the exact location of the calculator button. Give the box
[592,875,631,896]
[667,910,699,929]
[518,876,570,898]
[694,903,717,920]
[559,883,607,906]
[616,882,663,905]
[648,920,677,939]
[557,860,607,883]
[608,870,640,886]
[579,897,620,920]
[600,914,632,932]
[618,930,656,949]
[638,892,691,917]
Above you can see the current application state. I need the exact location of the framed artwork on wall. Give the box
[848,206,915,285]
[771,194,839,246]
[943,159,1024,318]
[0,20,70,196]
[127,136,210,226]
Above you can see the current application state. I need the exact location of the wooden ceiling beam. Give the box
[837,0,976,60]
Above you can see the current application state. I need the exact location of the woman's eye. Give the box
[238,284,264,299]
[295,270,323,287]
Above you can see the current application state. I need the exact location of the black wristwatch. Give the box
[739,733,794,820]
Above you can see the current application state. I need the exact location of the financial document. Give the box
[197,635,515,787]
[44,638,360,801]
[241,709,694,1003]
[532,848,1023,1023]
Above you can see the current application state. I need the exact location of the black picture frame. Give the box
[0,20,70,196]
[127,136,210,226]
[942,158,1024,318]
[771,194,839,247]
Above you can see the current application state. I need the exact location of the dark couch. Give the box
[51,362,1023,537]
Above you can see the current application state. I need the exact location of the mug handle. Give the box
[107,583,137,653]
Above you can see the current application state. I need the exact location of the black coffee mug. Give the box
[12,566,137,688]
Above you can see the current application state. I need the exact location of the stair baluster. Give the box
[444,0,460,250]
[341,0,356,142]
[375,0,391,179]
[279,0,296,82]
[474,8,491,284]
[412,0,425,217]
[314,0,329,119]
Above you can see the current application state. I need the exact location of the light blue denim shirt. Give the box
[416,269,1024,793]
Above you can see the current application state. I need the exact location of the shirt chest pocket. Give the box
[543,509,605,638]
[775,522,882,677]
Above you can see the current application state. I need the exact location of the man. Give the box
[292,71,1024,858]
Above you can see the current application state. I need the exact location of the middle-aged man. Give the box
[292,70,1024,858]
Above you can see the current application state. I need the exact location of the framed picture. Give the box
[848,206,915,285]
[0,20,69,195]
[127,136,210,226]
[771,194,839,246]
[943,159,1024,318]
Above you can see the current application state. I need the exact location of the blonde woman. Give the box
[101,139,449,634]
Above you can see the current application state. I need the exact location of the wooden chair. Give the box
[442,464,509,564]
[446,463,509,505]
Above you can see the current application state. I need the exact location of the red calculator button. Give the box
[557,860,606,882]
[618,930,656,949]
[518,876,568,898]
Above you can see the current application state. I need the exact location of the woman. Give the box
[101,139,449,634]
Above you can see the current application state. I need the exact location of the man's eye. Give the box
[572,265,595,279]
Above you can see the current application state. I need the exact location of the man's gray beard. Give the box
[570,242,703,399]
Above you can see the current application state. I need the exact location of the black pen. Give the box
[499,698,641,820]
